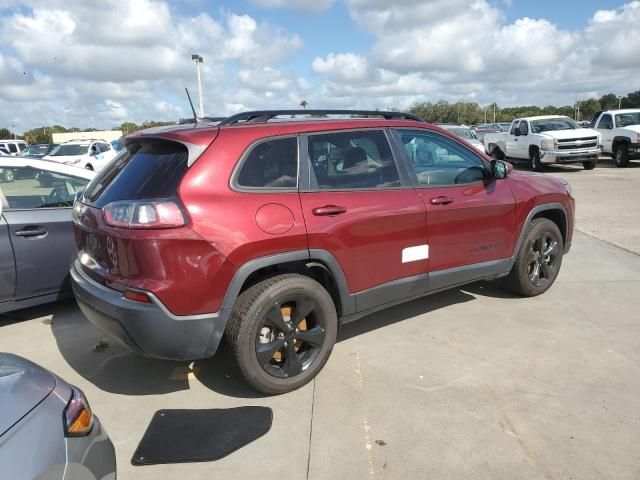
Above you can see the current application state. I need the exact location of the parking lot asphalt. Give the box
[1,156,639,480]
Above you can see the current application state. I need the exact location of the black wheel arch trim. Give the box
[510,203,569,267]
[220,249,356,317]
[613,136,632,147]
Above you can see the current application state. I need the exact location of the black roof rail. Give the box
[218,109,424,126]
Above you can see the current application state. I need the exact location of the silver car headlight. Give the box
[540,138,554,150]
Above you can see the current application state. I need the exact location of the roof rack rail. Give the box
[178,116,226,125]
[218,109,424,126]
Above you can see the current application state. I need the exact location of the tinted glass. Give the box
[398,129,486,186]
[520,121,529,135]
[308,130,400,190]
[615,112,640,127]
[8,144,17,153]
[50,144,89,156]
[237,137,297,188]
[83,140,188,208]
[0,167,89,209]
[598,115,613,129]
[530,117,578,133]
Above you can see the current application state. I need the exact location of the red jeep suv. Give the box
[70,110,574,394]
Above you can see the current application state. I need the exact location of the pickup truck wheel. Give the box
[225,273,338,395]
[491,149,504,160]
[614,143,630,167]
[505,218,563,297]
[529,148,543,172]
[582,159,597,170]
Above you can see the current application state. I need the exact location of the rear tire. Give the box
[225,274,338,395]
[530,147,543,172]
[491,148,504,160]
[505,218,563,297]
[583,159,597,170]
[614,143,630,167]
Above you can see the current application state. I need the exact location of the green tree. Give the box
[0,128,14,139]
[299,100,308,109]
[599,93,618,110]
[120,122,139,135]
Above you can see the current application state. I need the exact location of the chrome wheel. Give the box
[256,297,326,379]
[527,233,560,287]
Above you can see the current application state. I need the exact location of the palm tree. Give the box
[300,100,308,109]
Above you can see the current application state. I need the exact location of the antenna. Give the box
[185,87,198,124]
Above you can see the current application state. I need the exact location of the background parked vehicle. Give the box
[0,157,94,313]
[440,124,486,153]
[471,123,503,142]
[70,109,574,395]
[0,140,27,156]
[0,353,116,479]
[18,143,59,159]
[484,115,601,171]
[43,140,118,171]
[592,109,640,167]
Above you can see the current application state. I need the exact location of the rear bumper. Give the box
[540,147,601,164]
[70,260,229,361]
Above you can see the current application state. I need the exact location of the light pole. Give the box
[191,54,204,118]
[617,95,623,109]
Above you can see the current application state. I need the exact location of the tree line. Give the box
[408,90,640,125]
[2,90,639,143]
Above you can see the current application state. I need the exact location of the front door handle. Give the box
[14,226,47,238]
[312,205,347,216]
[430,196,454,206]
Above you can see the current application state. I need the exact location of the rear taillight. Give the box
[64,386,93,437]
[103,200,185,229]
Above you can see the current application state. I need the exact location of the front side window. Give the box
[50,144,90,156]
[519,121,529,135]
[598,114,613,129]
[397,129,486,186]
[307,130,400,190]
[8,144,18,153]
[510,121,520,135]
[236,137,298,189]
[0,167,89,209]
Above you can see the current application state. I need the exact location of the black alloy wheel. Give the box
[526,231,560,288]
[256,296,326,379]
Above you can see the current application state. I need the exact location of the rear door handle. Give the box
[14,226,47,238]
[430,196,454,206]
[312,205,347,216]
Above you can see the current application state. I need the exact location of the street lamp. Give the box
[191,54,204,118]
[617,95,623,109]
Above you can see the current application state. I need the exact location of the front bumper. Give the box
[70,260,229,361]
[540,147,601,164]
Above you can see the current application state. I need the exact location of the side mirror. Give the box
[491,159,510,179]
[513,127,521,137]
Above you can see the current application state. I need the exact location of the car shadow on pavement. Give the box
[51,303,191,396]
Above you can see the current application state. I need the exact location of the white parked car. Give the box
[0,140,28,156]
[592,109,640,167]
[484,116,601,171]
[43,139,118,171]
[440,125,486,154]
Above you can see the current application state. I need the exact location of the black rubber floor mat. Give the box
[131,406,273,465]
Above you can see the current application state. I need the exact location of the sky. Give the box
[0,0,638,131]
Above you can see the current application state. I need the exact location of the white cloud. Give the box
[312,53,369,82]
[249,0,334,13]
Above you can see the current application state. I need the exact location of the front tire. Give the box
[530,147,543,172]
[614,143,630,167]
[505,218,563,297]
[583,159,597,170]
[225,274,338,395]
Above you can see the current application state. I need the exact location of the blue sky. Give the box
[0,0,638,130]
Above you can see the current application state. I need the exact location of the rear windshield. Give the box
[82,140,189,208]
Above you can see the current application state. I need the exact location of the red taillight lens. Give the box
[123,290,151,303]
[64,386,94,437]
[103,200,185,229]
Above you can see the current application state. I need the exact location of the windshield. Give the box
[445,128,475,139]
[615,112,640,128]
[19,145,50,156]
[530,117,578,133]
[49,144,89,156]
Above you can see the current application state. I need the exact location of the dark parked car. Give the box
[0,157,94,313]
[18,143,59,158]
[0,353,116,479]
[71,109,575,394]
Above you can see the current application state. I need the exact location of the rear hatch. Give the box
[73,140,191,289]
[0,353,56,436]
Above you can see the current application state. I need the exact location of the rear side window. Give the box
[307,130,400,190]
[236,137,298,189]
[83,140,188,208]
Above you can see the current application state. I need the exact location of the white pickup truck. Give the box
[592,109,640,167]
[484,116,601,171]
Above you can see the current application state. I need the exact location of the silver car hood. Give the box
[0,353,56,436]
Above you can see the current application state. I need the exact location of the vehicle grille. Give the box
[556,136,599,150]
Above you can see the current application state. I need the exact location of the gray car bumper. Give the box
[70,260,228,361]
